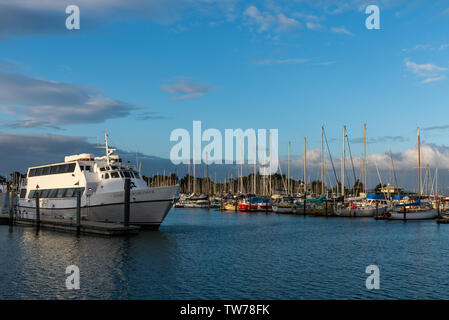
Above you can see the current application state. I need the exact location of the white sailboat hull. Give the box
[387,210,438,220]
[335,205,387,217]
[272,205,296,213]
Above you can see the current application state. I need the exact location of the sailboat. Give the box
[386,127,438,220]
[272,196,297,213]
[334,124,390,217]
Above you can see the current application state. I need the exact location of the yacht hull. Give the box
[17,185,179,229]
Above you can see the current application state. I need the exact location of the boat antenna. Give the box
[105,131,109,165]
[96,131,116,165]
[418,127,421,198]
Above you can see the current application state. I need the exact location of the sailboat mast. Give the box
[187,162,191,193]
[364,123,367,194]
[205,152,209,196]
[304,137,307,194]
[342,125,346,198]
[321,126,324,195]
[269,131,272,195]
[193,144,196,195]
[418,127,421,197]
[263,146,267,195]
[436,168,439,196]
[254,132,257,195]
[288,141,291,195]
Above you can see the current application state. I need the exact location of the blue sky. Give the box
[1,0,449,180]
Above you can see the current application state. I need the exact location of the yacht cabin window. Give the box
[40,189,50,198]
[110,172,120,179]
[42,167,51,175]
[29,163,76,177]
[56,189,66,198]
[27,187,85,199]
[48,189,59,198]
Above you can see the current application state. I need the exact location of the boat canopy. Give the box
[366,193,387,200]
[305,195,325,203]
[250,197,270,203]
[395,198,421,207]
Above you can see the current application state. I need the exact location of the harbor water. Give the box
[1,208,449,299]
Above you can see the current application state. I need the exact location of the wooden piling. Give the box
[35,191,40,225]
[438,199,441,218]
[303,191,306,215]
[325,200,328,216]
[9,190,14,226]
[124,178,130,227]
[76,189,81,235]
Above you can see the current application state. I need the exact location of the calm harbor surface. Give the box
[1,208,449,299]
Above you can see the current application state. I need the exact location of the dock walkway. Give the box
[436,215,449,224]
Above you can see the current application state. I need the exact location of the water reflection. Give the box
[2,209,449,299]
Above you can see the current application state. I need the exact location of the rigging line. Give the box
[359,154,363,191]
[346,132,358,194]
[323,127,339,186]
[429,168,436,196]
[389,149,399,187]
[367,143,387,198]
[422,165,428,196]
[277,160,288,194]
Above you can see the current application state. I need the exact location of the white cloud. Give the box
[306,21,324,30]
[405,59,447,76]
[404,58,447,84]
[276,13,301,30]
[0,71,136,129]
[330,27,353,35]
[402,43,449,53]
[284,143,449,173]
[252,58,309,65]
[243,5,301,33]
[422,76,446,84]
[162,77,216,101]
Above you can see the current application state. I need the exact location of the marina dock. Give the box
[0,214,139,236]
[436,215,449,224]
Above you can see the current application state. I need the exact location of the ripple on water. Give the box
[1,209,449,299]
